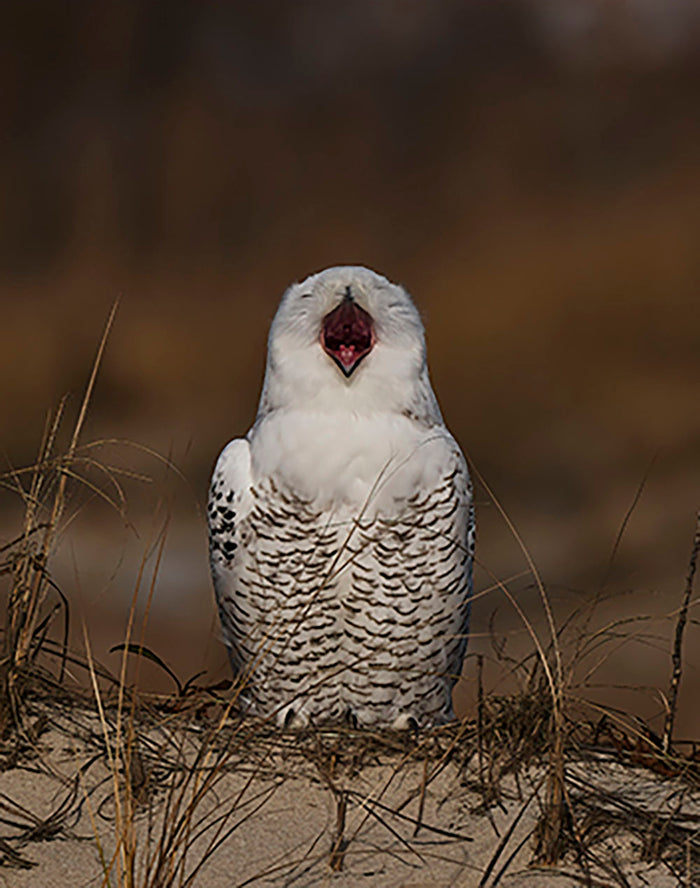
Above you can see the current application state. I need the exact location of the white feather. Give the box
[209,266,474,729]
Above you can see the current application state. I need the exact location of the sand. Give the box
[0,699,696,888]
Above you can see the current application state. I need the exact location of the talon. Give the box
[392,712,421,732]
[278,705,310,730]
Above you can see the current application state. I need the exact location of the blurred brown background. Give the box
[1,2,699,731]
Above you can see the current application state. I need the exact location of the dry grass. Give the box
[0,302,119,743]
[0,321,699,886]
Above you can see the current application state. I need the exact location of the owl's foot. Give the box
[277,704,310,730]
[391,712,421,732]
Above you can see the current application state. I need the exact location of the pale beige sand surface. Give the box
[0,700,696,888]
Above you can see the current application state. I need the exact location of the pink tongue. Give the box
[338,344,356,367]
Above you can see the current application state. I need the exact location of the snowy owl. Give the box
[208,266,474,729]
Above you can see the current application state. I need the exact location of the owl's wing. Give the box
[401,439,474,688]
[208,438,253,670]
[450,446,475,675]
[398,440,473,709]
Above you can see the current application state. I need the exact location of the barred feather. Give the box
[209,266,474,729]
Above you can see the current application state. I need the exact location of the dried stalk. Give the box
[662,512,700,755]
[0,302,118,736]
[329,790,348,872]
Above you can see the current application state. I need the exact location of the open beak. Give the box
[321,296,374,377]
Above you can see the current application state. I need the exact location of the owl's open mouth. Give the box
[321,298,374,377]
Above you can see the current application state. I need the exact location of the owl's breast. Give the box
[248,409,455,518]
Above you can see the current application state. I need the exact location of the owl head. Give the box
[257,266,442,423]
